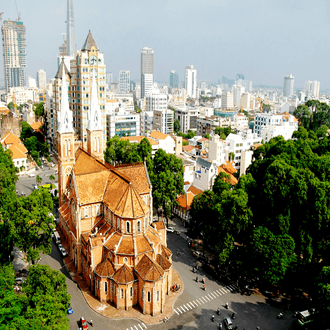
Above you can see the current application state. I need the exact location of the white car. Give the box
[29,173,36,178]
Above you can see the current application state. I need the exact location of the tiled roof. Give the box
[145,228,161,248]
[151,221,165,230]
[81,30,98,51]
[175,191,195,210]
[74,148,107,174]
[221,161,237,175]
[103,170,148,218]
[156,254,171,271]
[198,138,209,142]
[115,163,151,195]
[117,235,134,255]
[1,132,21,146]
[0,107,10,115]
[30,121,43,130]
[135,254,164,282]
[75,170,109,204]
[160,244,172,259]
[187,185,203,196]
[94,258,115,278]
[183,145,194,152]
[104,232,122,251]
[135,235,153,255]
[55,60,71,79]
[150,130,169,140]
[8,144,27,159]
[113,264,135,284]
[15,143,28,154]
[218,161,238,185]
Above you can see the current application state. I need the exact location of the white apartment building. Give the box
[208,133,226,165]
[193,158,218,191]
[140,111,154,134]
[213,98,221,109]
[221,91,234,110]
[141,74,154,98]
[175,107,199,133]
[153,109,174,134]
[241,92,251,110]
[232,85,245,109]
[305,80,320,98]
[141,47,154,99]
[259,121,297,143]
[197,116,221,136]
[185,65,197,99]
[37,69,47,90]
[119,70,130,93]
[106,112,140,138]
[254,113,284,135]
[199,107,214,117]
[28,77,37,88]
[145,89,167,111]
[232,113,249,131]
[283,74,294,97]
[6,87,37,105]
[149,130,175,154]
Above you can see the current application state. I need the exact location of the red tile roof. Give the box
[135,254,164,282]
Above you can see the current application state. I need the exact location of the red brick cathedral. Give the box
[56,54,172,315]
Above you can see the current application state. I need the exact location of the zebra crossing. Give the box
[174,284,236,315]
[126,322,147,330]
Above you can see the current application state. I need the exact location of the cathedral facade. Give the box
[57,54,172,315]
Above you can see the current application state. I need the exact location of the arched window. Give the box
[104,282,108,293]
[121,288,124,299]
[126,221,130,233]
[137,221,141,232]
[68,139,71,156]
[147,291,151,302]
[130,286,133,297]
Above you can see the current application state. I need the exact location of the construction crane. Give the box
[14,0,20,21]
[254,98,264,113]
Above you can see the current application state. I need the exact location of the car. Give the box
[15,277,25,285]
[80,317,89,330]
[224,316,233,330]
[33,185,38,190]
[166,226,175,233]
[60,248,68,257]
[29,173,36,178]
[58,243,63,250]
[67,304,73,314]
[51,163,55,167]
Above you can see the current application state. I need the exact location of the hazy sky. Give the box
[2,0,330,89]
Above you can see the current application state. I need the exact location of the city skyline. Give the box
[1,0,330,89]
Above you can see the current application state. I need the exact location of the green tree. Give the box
[151,149,184,225]
[7,102,15,112]
[36,175,42,186]
[20,121,33,141]
[49,174,55,188]
[316,266,330,324]
[174,119,180,133]
[33,102,44,118]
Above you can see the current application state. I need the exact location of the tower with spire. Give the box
[66,0,75,57]
[57,63,75,205]
[87,69,104,159]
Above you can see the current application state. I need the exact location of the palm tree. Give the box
[36,175,42,186]
[49,174,55,189]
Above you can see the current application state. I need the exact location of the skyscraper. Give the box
[141,47,154,98]
[283,74,294,98]
[170,70,179,89]
[1,19,27,92]
[305,80,320,98]
[66,0,75,57]
[185,65,197,99]
[37,69,47,90]
[119,70,130,93]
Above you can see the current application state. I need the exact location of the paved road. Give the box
[40,220,293,330]
[16,167,58,196]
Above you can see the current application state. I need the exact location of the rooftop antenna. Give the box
[13,0,21,21]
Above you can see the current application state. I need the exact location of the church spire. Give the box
[58,64,74,133]
[87,68,102,131]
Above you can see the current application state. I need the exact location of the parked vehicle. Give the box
[53,231,61,244]
[67,304,73,314]
[29,173,35,177]
[60,247,68,257]
[166,227,175,233]
[15,277,25,285]
[297,310,314,326]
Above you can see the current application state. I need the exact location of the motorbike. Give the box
[225,302,229,309]
[217,308,220,315]
[211,315,215,322]
[196,276,199,282]
[277,312,283,319]
[231,312,235,319]
[219,323,223,329]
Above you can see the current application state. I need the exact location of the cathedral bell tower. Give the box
[87,66,104,160]
[57,63,75,206]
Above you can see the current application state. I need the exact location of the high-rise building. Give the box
[119,70,130,93]
[141,47,154,98]
[221,91,234,110]
[283,74,294,98]
[53,31,106,152]
[37,69,47,90]
[236,73,245,80]
[305,80,320,98]
[185,65,197,99]
[232,85,245,109]
[1,19,27,92]
[170,70,179,89]
[66,0,75,57]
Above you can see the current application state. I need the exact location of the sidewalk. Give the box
[63,259,184,325]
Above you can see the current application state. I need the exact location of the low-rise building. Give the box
[106,112,140,138]
[153,109,174,134]
[175,107,199,133]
